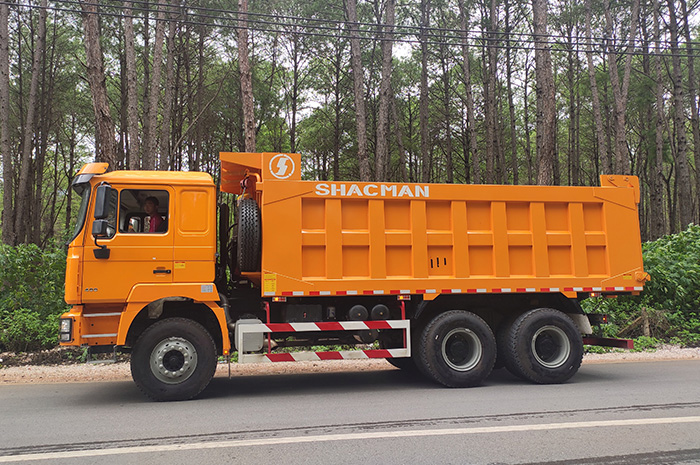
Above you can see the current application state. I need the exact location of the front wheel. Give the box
[415,310,496,387]
[502,308,583,384]
[131,318,217,401]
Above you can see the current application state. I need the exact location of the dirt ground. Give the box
[1,345,699,385]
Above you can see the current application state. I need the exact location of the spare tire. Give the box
[237,197,261,272]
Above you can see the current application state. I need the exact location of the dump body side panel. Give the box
[257,179,645,297]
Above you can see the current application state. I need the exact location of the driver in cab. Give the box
[144,196,164,232]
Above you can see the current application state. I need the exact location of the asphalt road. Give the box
[1,360,699,464]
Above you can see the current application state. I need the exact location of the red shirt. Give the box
[149,214,164,232]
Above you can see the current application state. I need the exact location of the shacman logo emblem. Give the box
[269,153,295,179]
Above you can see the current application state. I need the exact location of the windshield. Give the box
[69,187,91,243]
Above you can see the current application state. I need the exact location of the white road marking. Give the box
[2,416,700,462]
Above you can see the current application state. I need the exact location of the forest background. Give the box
[1,0,700,354]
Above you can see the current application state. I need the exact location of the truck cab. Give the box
[61,163,230,399]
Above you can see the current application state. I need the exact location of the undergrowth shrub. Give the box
[583,224,700,347]
[0,244,68,352]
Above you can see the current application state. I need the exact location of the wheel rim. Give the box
[441,328,483,372]
[531,325,571,369]
[150,337,198,384]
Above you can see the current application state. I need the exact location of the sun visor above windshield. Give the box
[219,152,301,194]
[71,162,110,193]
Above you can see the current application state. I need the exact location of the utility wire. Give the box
[0,0,685,50]
[3,0,700,58]
[68,0,700,48]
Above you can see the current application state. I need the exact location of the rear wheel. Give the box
[502,308,583,384]
[494,314,518,370]
[131,318,217,401]
[415,310,496,387]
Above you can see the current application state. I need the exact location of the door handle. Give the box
[153,269,172,274]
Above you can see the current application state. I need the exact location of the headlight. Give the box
[59,318,73,342]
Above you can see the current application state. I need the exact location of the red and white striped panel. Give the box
[235,319,411,364]
[242,348,410,363]
[261,321,407,332]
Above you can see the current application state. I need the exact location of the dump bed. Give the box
[221,152,647,299]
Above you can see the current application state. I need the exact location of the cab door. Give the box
[82,185,174,303]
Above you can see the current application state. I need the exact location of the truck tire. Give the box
[502,308,583,384]
[237,197,261,272]
[415,310,496,387]
[131,318,217,401]
[494,314,518,370]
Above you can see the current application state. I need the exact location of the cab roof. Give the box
[77,163,214,187]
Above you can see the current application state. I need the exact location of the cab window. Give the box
[118,190,169,234]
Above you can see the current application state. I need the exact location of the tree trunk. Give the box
[505,0,518,185]
[524,58,534,184]
[193,27,205,170]
[457,0,480,184]
[15,0,46,243]
[532,0,556,185]
[566,19,578,185]
[33,17,58,245]
[80,0,117,167]
[332,40,342,181]
[604,0,640,175]
[64,114,78,234]
[584,0,609,175]
[419,0,431,183]
[680,0,700,223]
[159,11,177,167]
[345,0,370,180]
[391,90,408,182]
[439,39,453,183]
[0,0,14,244]
[375,0,395,182]
[483,0,499,184]
[666,0,693,229]
[290,32,300,154]
[143,0,166,170]
[238,0,256,153]
[650,0,665,238]
[123,1,140,169]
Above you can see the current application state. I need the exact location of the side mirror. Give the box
[91,219,111,259]
[92,219,110,238]
[94,185,116,219]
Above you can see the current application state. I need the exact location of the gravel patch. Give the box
[581,344,700,364]
[1,346,699,385]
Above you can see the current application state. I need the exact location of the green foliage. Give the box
[631,336,662,352]
[584,225,700,347]
[1,309,59,352]
[583,345,612,354]
[641,225,700,312]
[0,244,69,352]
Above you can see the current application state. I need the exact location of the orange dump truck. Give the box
[60,152,646,400]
